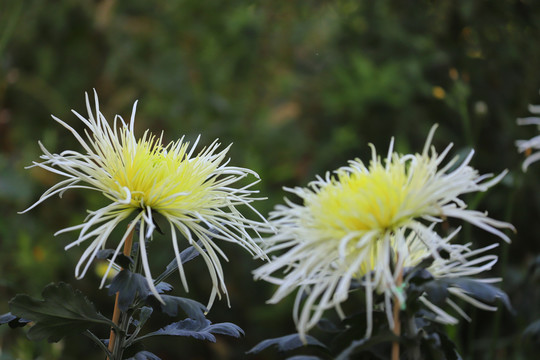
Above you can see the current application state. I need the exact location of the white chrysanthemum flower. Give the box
[254,125,514,339]
[516,97,540,171]
[22,91,268,307]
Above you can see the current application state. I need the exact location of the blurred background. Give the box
[2,0,540,359]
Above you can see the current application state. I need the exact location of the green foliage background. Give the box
[2,0,540,359]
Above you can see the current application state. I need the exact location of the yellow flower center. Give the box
[100,130,218,214]
[307,157,430,238]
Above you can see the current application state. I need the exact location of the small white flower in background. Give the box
[516,97,540,171]
[21,90,268,308]
[254,125,514,340]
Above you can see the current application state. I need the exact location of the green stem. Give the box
[112,311,131,360]
[129,332,151,345]
[153,259,177,286]
[84,330,112,358]
[107,226,136,360]
[391,254,403,360]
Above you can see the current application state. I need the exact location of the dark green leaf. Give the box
[152,295,207,323]
[156,282,173,294]
[202,321,245,338]
[139,318,243,343]
[404,268,434,284]
[108,270,150,312]
[420,280,450,306]
[446,278,513,312]
[132,306,153,329]
[410,256,436,273]
[247,334,328,354]
[286,356,325,360]
[9,282,114,343]
[107,274,171,313]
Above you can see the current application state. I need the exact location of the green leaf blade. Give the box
[9,282,115,343]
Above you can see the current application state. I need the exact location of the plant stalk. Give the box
[106,227,135,360]
[392,260,403,360]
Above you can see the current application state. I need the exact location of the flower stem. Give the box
[392,261,403,360]
[106,226,135,360]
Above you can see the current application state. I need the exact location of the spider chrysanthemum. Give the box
[516,94,540,170]
[22,91,268,306]
[254,125,514,339]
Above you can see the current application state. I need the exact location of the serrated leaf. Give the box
[155,282,173,294]
[108,271,172,314]
[201,321,245,338]
[414,277,512,316]
[154,295,207,323]
[247,334,328,354]
[446,278,513,312]
[421,280,450,306]
[132,306,153,329]
[139,318,243,343]
[9,282,114,343]
[125,350,162,360]
[108,270,150,312]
